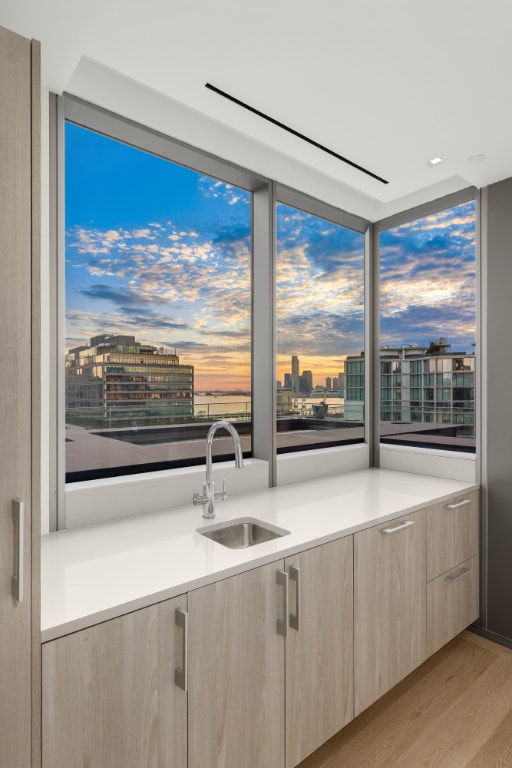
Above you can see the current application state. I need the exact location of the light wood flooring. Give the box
[298,631,512,768]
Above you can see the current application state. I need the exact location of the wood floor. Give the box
[298,631,512,768]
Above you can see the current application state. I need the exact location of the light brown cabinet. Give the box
[188,538,354,768]
[426,490,480,656]
[426,490,479,581]
[354,510,426,716]
[188,561,285,768]
[285,537,353,768]
[41,490,480,768]
[0,24,40,768]
[42,596,188,768]
[42,539,354,768]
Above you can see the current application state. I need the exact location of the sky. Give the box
[276,204,365,385]
[66,123,476,392]
[65,122,252,390]
[380,201,476,354]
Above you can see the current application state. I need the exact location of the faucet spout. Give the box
[194,420,244,519]
[206,420,243,484]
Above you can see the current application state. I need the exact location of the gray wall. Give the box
[483,177,512,642]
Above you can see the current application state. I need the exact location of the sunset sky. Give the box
[66,124,476,392]
[276,203,364,386]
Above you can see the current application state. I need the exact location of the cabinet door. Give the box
[0,25,39,768]
[426,490,479,580]
[285,537,353,768]
[188,561,285,768]
[354,509,426,715]
[42,596,187,768]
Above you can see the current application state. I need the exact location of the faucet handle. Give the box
[193,482,210,506]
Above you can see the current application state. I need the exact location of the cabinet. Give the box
[42,596,187,768]
[354,509,426,715]
[188,560,285,768]
[0,25,40,768]
[426,491,479,656]
[41,488,480,767]
[42,539,354,768]
[285,537,353,768]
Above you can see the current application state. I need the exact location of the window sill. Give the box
[276,442,369,486]
[379,443,477,483]
[62,458,269,530]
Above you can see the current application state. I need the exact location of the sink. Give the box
[197,517,290,549]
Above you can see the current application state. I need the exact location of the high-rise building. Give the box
[326,376,332,390]
[284,372,292,389]
[66,334,194,428]
[300,370,313,393]
[333,376,339,390]
[291,355,300,392]
[344,339,475,439]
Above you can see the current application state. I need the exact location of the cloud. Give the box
[76,283,160,307]
[198,176,250,207]
[379,200,476,350]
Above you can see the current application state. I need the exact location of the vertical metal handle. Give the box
[12,499,24,603]
[175,608,188,691]
[446,499,471,509]
[276,570,289,637]
[289,566,300,631]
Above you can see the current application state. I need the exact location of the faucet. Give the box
[193,420,244,519]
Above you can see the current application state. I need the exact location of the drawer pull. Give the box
[380,520,415,535]
[445,566,471,583]
[276,570,289,637]
[446,499,471,509]
[175,608,188,691]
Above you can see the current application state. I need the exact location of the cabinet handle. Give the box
[445,566,471,583]
[289,566,300,632]
[175,608,188,691]
[380,519,415,535]
[446,499,471,509]
[276,570,289,637]
[12,499,24,603]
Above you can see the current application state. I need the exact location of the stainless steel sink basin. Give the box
[197,517,290,549]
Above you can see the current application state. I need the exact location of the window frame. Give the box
[374,187,480,477]
[49,95,478,532]
[51,96,372,531]
[51,94,270,529]
[274,184,370,465]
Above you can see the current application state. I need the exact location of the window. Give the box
[64,114,253,481]
[378,196,477,452]
[275,194,366,452]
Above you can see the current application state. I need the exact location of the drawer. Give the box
[427,555,479,657]
[426,490,479,580]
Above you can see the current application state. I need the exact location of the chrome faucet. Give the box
[193,420,244,519]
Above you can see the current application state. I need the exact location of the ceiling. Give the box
[3,0,512,217]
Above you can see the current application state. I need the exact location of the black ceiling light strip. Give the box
[205,82,389,185]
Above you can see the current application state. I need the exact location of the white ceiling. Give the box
[3,0,512,216]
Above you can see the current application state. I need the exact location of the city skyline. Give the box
[66,124,476,391]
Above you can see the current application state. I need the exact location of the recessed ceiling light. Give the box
[427,156,444,167]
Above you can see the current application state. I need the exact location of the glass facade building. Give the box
[65,334,194,429]
[345,338,475,449]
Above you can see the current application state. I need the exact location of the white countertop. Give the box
[41,468,478,642]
